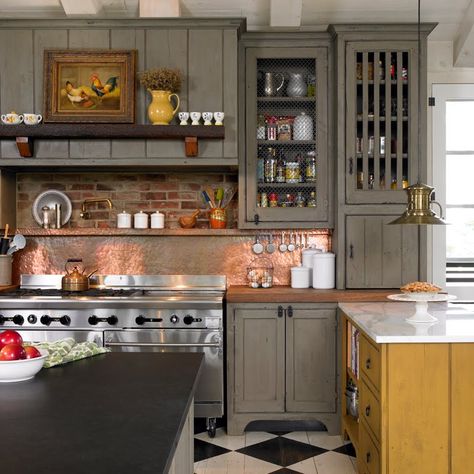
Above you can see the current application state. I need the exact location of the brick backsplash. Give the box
[17,172,239,229]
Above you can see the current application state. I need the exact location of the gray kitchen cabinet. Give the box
[227,302,339,435]
[238,33,333,229]
[345,215,419,288]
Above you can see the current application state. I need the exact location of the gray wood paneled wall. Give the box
[0,19,243,161]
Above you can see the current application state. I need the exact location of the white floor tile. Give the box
[287,456,319,473]
[281,431,310,444]
[195,429,277,451]
[194,451,281,474]
[306,432,348,451]
[313,451,357,474]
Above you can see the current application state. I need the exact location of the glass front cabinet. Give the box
[345,41,419,204]
[241,47,331,228]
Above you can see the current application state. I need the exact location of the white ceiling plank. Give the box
[454,0,474,66]
[270,0,303,27]
[139,0,181,17]
[60,0,102,16]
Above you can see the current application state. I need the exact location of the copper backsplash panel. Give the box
[14,233,331,286]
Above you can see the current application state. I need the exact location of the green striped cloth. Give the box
[32,338,110,368]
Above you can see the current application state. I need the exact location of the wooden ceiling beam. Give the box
[454,0,474,67]
[139,0,181,18]
[60,0,102,16]
[270,0,303,27]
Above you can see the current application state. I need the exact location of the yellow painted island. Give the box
[339,301,474,474]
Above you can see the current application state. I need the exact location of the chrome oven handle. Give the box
[105,342,221,348]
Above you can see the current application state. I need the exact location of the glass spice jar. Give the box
[269,192,278,207]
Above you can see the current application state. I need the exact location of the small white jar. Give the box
[134,211,149,229]
[293,112,313,141]
[150,211,165,229]
[290,266,311,289]
[117,210,132,229]
[301,248,321,286]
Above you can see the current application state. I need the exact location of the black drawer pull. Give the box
[365,405,371,417]
[277,305,284,318]
[287,305,293,318]
[366,358,371,369]
[366,452,371,463]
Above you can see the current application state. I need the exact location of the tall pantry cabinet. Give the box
[331,24,436,289]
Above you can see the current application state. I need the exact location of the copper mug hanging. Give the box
[263,72,285,97]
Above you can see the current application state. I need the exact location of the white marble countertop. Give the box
[339,302,474,343]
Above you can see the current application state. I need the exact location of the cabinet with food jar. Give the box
[240,44,332,228]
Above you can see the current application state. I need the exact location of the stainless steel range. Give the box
[0,274,225,437]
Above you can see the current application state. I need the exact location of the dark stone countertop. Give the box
[0,352,203,474]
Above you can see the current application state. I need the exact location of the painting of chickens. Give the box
[44,50,136,123]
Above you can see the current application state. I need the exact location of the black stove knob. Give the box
[107,315,118,326]
[40,315,52,326]
[135,315,146,325]
[27,314,37,324]
[0,315,4,325]
[88,315,99,325]
[170,314,179,324]
[183,315,194,325]
[13,315,24,326]
[60,315,71,326]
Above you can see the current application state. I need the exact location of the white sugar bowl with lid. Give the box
[313,252,336,289]
[150,211,165,229]
[291,266,311,289]
[133,211,149,229]
[117,210,132,229]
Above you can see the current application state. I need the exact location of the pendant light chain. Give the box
[417,0,421,184]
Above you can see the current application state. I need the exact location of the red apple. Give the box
[0,330,23,347]
[0,343,26,361]
[24,345,41,359]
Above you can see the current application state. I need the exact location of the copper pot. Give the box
[62,258,97,292]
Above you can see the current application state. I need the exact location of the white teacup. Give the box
[23,113,43,126]
[178,112,189,126]
[1,113,23,125]
[214,112,224,126]
[202,112,213,126]
[190,112,201,126]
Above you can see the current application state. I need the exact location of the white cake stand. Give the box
[387,293,457,323]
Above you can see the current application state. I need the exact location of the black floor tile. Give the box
[194,438,230,463]
[333,442,356,457]
[268,468,304,474]
[268,431,292,436]
[237,436,327,467]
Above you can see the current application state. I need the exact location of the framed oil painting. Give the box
[43,50,136,123]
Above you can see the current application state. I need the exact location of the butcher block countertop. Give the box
[226,286,395,303]
[0,285,18,292]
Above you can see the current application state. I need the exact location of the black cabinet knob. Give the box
[365,405,371,417]
[13,315,24,326]
[60,315,71,326]
[0,315,4,324]
[27,314,37,324]
[40,315,52,326]
[366,358,371,369]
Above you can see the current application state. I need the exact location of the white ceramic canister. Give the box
[293,112,313,141]
[117,210,132,229]
[301,248,321,285]
[150,211,165,229]
[291,266,311,289]
[312,252,336,289]
[134,211,149,229]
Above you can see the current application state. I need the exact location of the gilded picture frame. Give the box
[43,49,136,123]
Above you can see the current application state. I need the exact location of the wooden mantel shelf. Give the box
[0,124,225,158]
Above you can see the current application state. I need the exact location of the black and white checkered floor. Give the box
[194,429,357,473]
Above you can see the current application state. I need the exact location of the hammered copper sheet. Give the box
[14,234,330,286]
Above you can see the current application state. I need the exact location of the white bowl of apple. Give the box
[0,330,48,383]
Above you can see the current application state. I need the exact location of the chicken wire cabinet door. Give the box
[345,215,419,288]
[243,47,330,228]
[345,42,419,204]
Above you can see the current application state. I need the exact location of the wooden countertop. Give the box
[0,285,18,292]
[226,286,395,303]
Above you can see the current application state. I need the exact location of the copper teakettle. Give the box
[62,258,97,292]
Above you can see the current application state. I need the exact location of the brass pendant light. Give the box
[388,0,447,225]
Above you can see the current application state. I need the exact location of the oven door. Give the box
[16,329,104,346]
[104,329,223,418]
